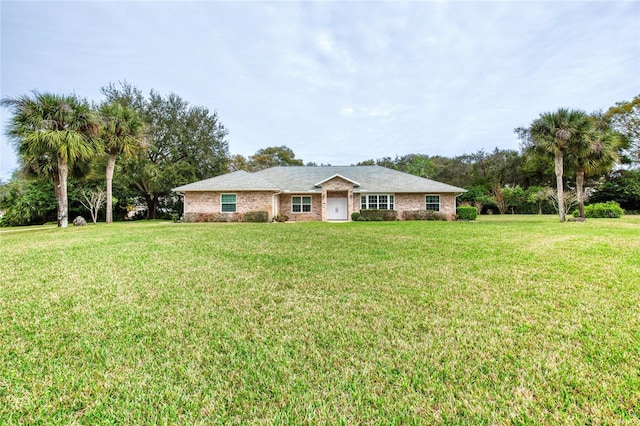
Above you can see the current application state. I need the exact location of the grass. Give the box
[1,216,639,424]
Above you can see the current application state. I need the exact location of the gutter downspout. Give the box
[272,191,281,221]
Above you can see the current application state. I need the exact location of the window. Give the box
[361,194,394,210]
[292,196,312,213]
[425,195,440,211]
[221,194,236,212]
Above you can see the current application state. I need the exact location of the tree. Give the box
[569,113,626,218]
[606,94,640,163]
[77,187,106,224]
[248,146,303,171]
[0,176,57,226]
[589,169,640,212]
[526,186,550,215]
[491,184,508,214]
[228,154,250,172]
[501,185,526,214]
[101,82,229,219]
[99,102,146,223]
[1,92,100,227]
[518,108,592,222]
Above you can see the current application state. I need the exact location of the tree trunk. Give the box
[57,156,69,228]
[555,152,565,222]
[145,195,157,219]
[106,153,117,224]
[576,168,585,219]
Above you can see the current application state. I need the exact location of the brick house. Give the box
[172,165,466,222]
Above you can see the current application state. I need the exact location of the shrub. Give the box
[456,205,478,221]
[183,212,244,223]
[359,209,397,221]
[403,210,448,221]
[272,214,289,223]
[244,211,269,223]
[351,212,361,221]
[584,201,624,218]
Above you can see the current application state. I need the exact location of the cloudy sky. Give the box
[1,1,638,180]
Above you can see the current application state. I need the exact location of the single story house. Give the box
[172,165,466,222]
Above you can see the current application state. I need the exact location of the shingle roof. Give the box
[172,166,466,193]
[172,170,280,192]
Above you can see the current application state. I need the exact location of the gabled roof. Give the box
[172,166,467,193]
[314,174,361,187]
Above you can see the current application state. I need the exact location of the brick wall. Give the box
[394,193,457,220]
[279,193,322,221]
[183,191,274,222]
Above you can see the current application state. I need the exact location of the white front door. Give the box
[327,198,348,220]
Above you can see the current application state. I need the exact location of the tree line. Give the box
[1,83,638,226]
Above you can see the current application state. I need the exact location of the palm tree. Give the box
[1,92,100,227]
[528,108,592,222]
[571,114,627,218]
[99,102,146,223]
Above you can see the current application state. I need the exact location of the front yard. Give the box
[1,216,639,424]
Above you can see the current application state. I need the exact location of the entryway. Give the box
[327,197,348,221]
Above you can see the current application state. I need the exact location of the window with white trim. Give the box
[292,196,312,213]
[221,194,237,212]
[361,194,395,210]
[425,195,440,211]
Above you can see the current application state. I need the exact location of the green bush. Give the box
[403,210,448,221]
[183,212,244,223]
[351,212,361,221]
[584,201,624,218]
[359,209,397,221]
[244,211,269,223]
[272,214,289,223]
[456,205,478,221]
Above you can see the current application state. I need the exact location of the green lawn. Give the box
[1,216,639,424]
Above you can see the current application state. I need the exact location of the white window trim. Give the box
[425,194,440,211]
[291,195,312,214]
[360,194,395,210]
[221,193,237,213]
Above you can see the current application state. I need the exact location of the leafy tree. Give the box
[101,82,229,219]
[1,92,100,227]
[0,177,57,226]
[501,185,526,214]
[589,170,640,212]
[248,146,303,171]
[490,184,508,214]
[99,101,146,223]
[429,155,472,189]
[518,108,592,222]
[526,186,550,215]
[606,94,640,163]
[458,186,493,214]
[229,154,250,172]
[394,154,435,178]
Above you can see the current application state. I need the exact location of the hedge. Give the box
[244,211,269,222]
[359,209,398,221]
[456,205,478,220]
[183,212,244,223]
[403,210,448,221]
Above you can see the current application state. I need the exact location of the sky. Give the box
[1,0,639,180]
